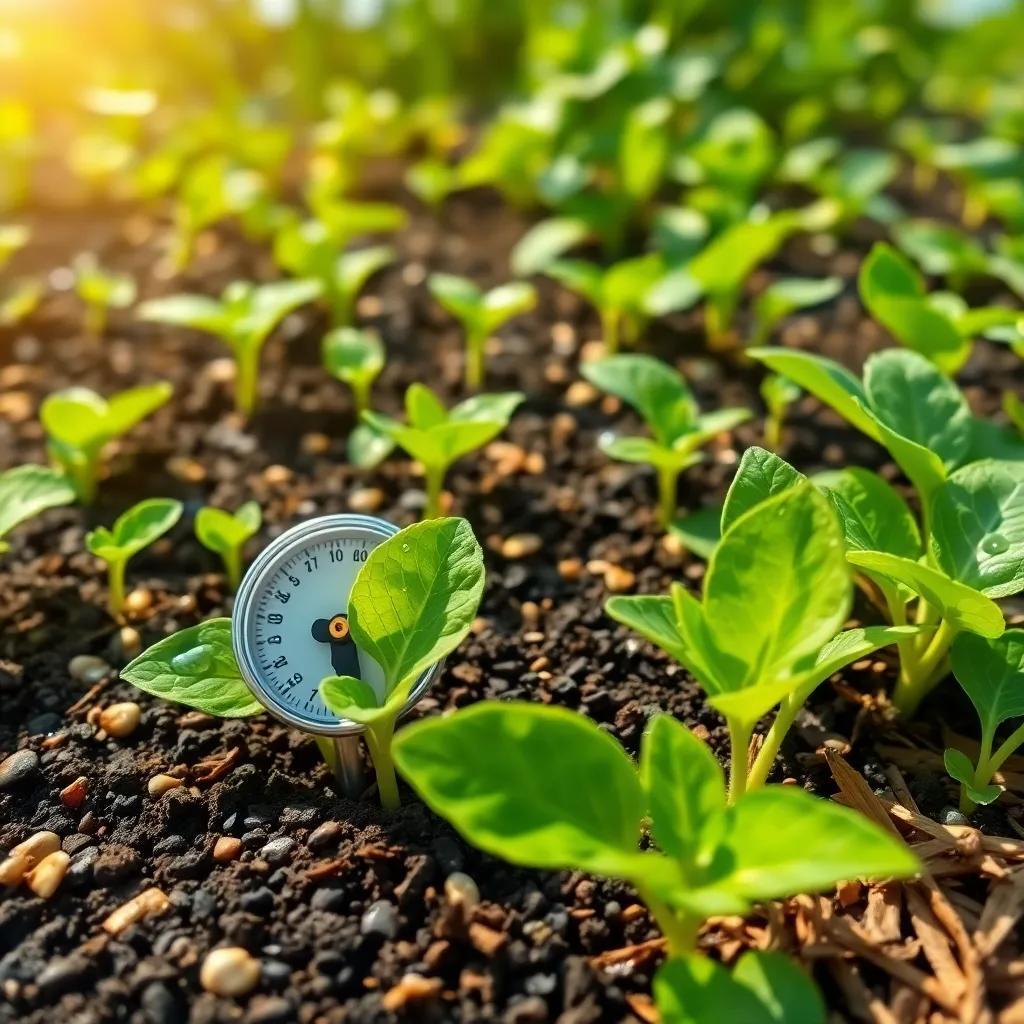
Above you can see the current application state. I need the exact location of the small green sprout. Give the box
[892,219,991,293]
[0,465,75,554]
[582,354,750,528]
[320,517,485,810]
[760,374,801,451]
[322,327,385,417]
[195,501,261,591]
[87,498,183,617]
[363,385,523,519]
[274,218,395,326]
[0,278,43,327]
[609,479,923,795]
[0,224,28,271]
[140,279,321,416]
[427,273,536,389]
[750,276,842,348]
[945,631,1024,814]
[405,158,461,211]
[394,704,916,958]
[72,253,137,336]
[41,382,173,502]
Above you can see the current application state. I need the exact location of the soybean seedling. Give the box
[0,465,75,553]
[582,354,750,528]
[87,498,182,617]
[71,253,137,337]
[322,327,385,417]
[427,273,536,389]
[41,382,172,502]
[195,501,261,591]
[944,631,1024,814]
[363,384,524,519]
[140,278,321,416]
[760,374,801,451]
[319,517,484,810]
[608,479,922,795]
[394,704,916,958]
[750,276,842,348]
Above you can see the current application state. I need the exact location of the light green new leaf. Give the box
[87,498,183,561]
[347,517,484,698]
[322,327,385,386]
[606,594,690,667]
[195,502,261,554]
[0,465,76,552]
[720,447,805,534]
[753,276,842,341]
[943,747,1002,806]
[510,217,589,276]
[428,272,483,324]
[121,618,261,716]
[139,294,229,335]
[930,461,1024,598]
[319,674,385,726]
[393,702,646,877]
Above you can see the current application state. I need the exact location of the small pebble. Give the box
[59,777,88,809]
[69,655,110,684]
[603,564,635,593]
[124,588,152,616]
[200,947,262,997]
[360,899,399,938]
[25,851,70,898]
[213,836,243,862]
[102,887,170,935]
[259,837,295,865]
[349,487,385,513]
[501,534,543,560]
[99,702,141,738]
[118,626,142,659]
[148,774,183,797]
[444,872,480,912]
[307,821,342,851]
[0,749,39,790]
[942,806,970,827]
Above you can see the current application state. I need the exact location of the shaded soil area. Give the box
[1,183,1023,1023]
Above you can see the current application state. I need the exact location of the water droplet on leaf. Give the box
[171,645,212,675]
[981,533,1010,555]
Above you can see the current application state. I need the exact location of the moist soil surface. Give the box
[1,181,1023,1023]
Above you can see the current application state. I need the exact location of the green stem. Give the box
[893,619,956,717]
[224,547,242,592]
[657,465,680,528]
[764,414,781,452]
[352,379,372,418]
[85,303,106,338]
[466,329,486,390]
[423,464,445,519]
[638,886,699,956]
[960,726,995,815]
[107,557,127,618]
[726,716,753,805]
[235,351,259,417]
[600,308,620,355]
[364,718,401,811]
[747,697,800,791]
[983,720,1024,783]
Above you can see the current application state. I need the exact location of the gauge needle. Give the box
[311,614,362,678]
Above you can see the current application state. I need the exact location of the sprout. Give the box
[322,327,385,417]
[0,466,75,554]
[72,253,137,336]
[195,502,261,591]
[0,224,29,271]
[760,373,801,451]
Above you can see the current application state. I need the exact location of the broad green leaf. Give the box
[950,630,1024,737]
[428,272,483,326]
[582,354,696,445]
[814,467,921,558]
[449,392,525,424]
[140,294,229,335]
[689,216,796,300]
[102,383,174,440]
[893,220,988,279]
[655,956,767,1024]
[87,498,182,561]
[195,503,261,555]
[754,276,842,336]
[605,594,689,667]
[601,435,693,471]
[644,269,703,317]
[406,383,448,429]
[859,242,925,306]
[732,952,826,1024]
[863,349,970,470]
[545,259,604,308]
[0,466,76,550]
[846,551,1004,637]
[42,384,171,448]
[641,715,725,866]
[686,408,751,449]
[868,408,949,508]
[319,675,385,726]
[322,327,384,385]
[930,461,1024,598]
[481,282,536,334]
[748,348,881,441]
[235,277,321,346]
[347,422,395,468]
[720,447,805,534]
[347,517,484,696]
[393,702,646,877]
[669,504,721,560]
[122,618,262,717]
[943,747,1001,806]
[510,217,589,276]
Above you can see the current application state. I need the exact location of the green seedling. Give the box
[319,517,485,810]
[140,279,321,416]
[859,243,1021,374]
[363,385,523,518]
[405,158,461,211]
[582,354,750,527]
[945,631,1024,813]
[715,446,1023,717]
[195,501,261,591]
[0,278,43,327]
[510,218,590,277]
[87,498,182,617]
[656,951,823,1024]
[750,276,842,348]
[322,327,385,417]
[427,273,536,389]
[0,224,28,271]
[274,218,393,326]
[609,479,922,794]
[305,196,407,252]
[0,465,75,553]
[41,382,172,502]
[72,253,137,336]
[892,219,991,292]
[760,374,801,451]
[807,148,900,229]
[394,704,916,957]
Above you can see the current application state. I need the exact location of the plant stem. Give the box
[466,329,486,390]
[364,718,400,811]
[747,696,800,790]
[235,352,259,417]
[893,619,956,717]
[638,885,699,956]
[224,547,242,592]
[423,464,445,519]
[764,414,781,452]
[600,308,620,355]
[657,465,680,528]
[726,716,753,804]
[85,303,106,338]
[352,379,372,418]
[959,727,995,814]
[107,558,127,618]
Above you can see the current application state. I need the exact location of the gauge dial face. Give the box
[233,515,435,736]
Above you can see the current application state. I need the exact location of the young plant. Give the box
[581,354,750,527]
[87,498,183,617]
[945,630,1024,813]
[319,517,484,810]
[363,385,523,518]
[0,278,43,327]
[140,279,321,416]
[0,224,28,271]
[41,382,173,502]
[393,704,916,959]
[750,276,842,348]
[322,327,385,417]
[273,218,394,326]
[427,273,536,389]
[195,501,261,591]
[760,374,801,451]
[608,479,921,794]
[0,466,75,553]
[72,253,137,336]
[858,243,1020,374]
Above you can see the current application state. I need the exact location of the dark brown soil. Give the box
[1,186,1023,1023]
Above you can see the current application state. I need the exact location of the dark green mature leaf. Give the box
[720,447,805,534]
[347,518,485,697]
[930,461,1024,598]
[0,466,75,550]
[122,618,262,717]
[393,703,646,877]
[951,630,1024,738]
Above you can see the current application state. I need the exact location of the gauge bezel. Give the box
[232,513,441,737]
